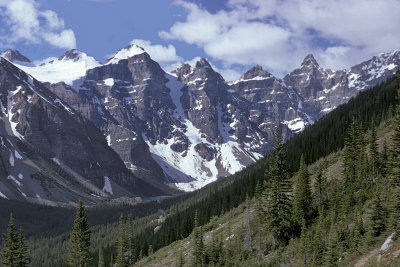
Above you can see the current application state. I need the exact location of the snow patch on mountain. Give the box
[0,191,7,199]
[283,118,305,133]
[102,176,113,195]
[106,44,145,65]
[7,175,21,186]
[13,50,100,86]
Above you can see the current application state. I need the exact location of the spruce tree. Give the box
[264,127,292,247]
[369,117,380,179]
[314,161,327,213]
[192,211,204,266]
[15,227,29,267]
[293,155,313,227]
[68,199,91,267]
[370,193,385,237]
[2,213,17,267]
[389,87,400,235]
[115,214,127,267]
[254,180,263,253]
[390,87,400,186]
[98,247,105,267]
[297,219,308,267]
[126,214,136,265]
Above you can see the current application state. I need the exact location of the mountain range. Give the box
[0,46,399,204]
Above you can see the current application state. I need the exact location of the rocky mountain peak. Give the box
[58,49,82,61]
[0,49,31,63]
[195,58,212,69]
[106,44,146,65]
[301,54,319,68]
[240,64,272,80]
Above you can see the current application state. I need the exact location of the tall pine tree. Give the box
[15,227,29,267]
[192,211,204,266]
[115,214,127,267]
[264,127,292,247]
[68,199,91,267]
[293,155,313,228]
[2,213,17,267]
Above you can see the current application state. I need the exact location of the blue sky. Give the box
[1,0,400,80]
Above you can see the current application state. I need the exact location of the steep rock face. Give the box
[3,47,400,192]
[0,50,31,64]
[284,51,400,119]
[0,58,162,203]
[229,65,309,142]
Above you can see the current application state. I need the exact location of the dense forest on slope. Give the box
[1,72,399,266]
[132,72,400,266]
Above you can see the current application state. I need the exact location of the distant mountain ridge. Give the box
[1,46,399,195]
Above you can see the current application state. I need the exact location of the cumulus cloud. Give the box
[160,0,400,76]
[0,0,76,49]
[130,39,182,64]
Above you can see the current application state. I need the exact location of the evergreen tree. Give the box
[192,211,204,266]
[314,161,327,213]
[343,120,358,186]
[98,247,105,267]
[68,200,91,267]
[115,214,127,267]
[390,87,400,186]
[2,213,17,267]
[293,155,313,227]
[369,117,380,179]
[243,195,252,253]
[380,139,389,178]
[126,214,136,265]
[254,180,263,253]
[15,227,29,267]
[370,193,385,237]
[264,127,292,247]
[297,219,308,267]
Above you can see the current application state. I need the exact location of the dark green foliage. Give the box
[293,155,313,227]
[369,117,380,179]
[68,200,91,267]
[192,211,204,266]
[370,193,385,237]
[2,214,17,267]
[115,214,127,267]
[15,227,29,267]
[264,127,292,247]
[1,214,29,267]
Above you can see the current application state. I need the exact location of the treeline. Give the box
[2,72,399,266]
[125,72,400,259]
[286,73,399,170]
[184,79,400,266]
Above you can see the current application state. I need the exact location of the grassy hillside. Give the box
[135,115,400,266]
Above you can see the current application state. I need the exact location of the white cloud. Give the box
[0,0,76,49]
[130,39,182,64]
[160,0,400,76]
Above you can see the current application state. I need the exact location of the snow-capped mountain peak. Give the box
[106,44,146,65]
[1,49,101,87]
[0,49,31,63]
[240,65,272,80]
